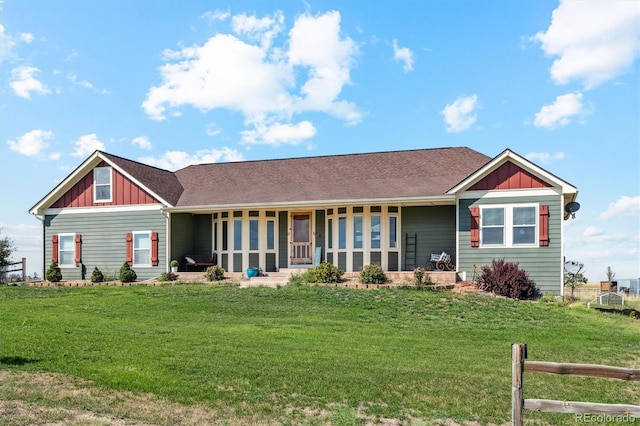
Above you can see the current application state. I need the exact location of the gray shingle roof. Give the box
[101,152,184,205]
[172,147,491,207]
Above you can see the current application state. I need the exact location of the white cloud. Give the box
[68,73,93,89]
[0,24,33,63]
[600,195,640,219]
[533,0,640,88]
[132,136,152,150]
[200,9,230,24]
[441,95,478,133]
[392,39,414,72]
[241,120,316,145]
[525,151,565,164]
[533,92,592,129]
[142,10,360,146]
[206,123,222,137]
[582,225,627,243]
[49,152,61,161]
[139,148,244,171]
[7,129,53,156]
[10,66,51,99]
[71,134,105,157]
[232,11,284,49]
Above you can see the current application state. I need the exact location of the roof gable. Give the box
[29,151,183,214]
[51,160,161,208]
[447,149,578,196]
[468,161,552,191]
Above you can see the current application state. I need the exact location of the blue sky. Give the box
[1,0,638,281]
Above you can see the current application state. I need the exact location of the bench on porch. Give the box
[429,251,455,271]
[184,253,217,271]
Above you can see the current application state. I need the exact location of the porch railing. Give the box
[291,242,312,264]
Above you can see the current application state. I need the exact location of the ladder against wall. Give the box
[404,232,417,271]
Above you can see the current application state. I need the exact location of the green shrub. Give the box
[308,262,344,283]
[45,262,62,282]
[288,270,318,286]
[359,264,387,284]
[479,259,538,300]
[170,260,179,268]
[204,265,225,281]
[90,267,104,283]
[158,272,177,282]
[119,262,137,283]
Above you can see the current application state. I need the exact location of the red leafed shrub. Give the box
[479,259,538,300]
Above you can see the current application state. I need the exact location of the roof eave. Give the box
[164,195,456,213]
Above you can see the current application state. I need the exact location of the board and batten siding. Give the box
[44,208,167,280]
[401,206,456,271]
[458,194,563,294]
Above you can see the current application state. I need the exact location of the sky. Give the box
[1,0,638,282]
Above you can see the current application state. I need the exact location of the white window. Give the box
[94,167,112,202]
[58,234,75,266]
[133,232,151,266]
[480,205,538,247]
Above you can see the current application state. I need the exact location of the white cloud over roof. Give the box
[533,92,592,129]
[9,66,51,99]
[142,10,360,146]
[600,195,640,219]
[7,129,53,156]
[533,0,640,89]
[139,148,244,171]
[71,134,105,157]
[441,95,478,133]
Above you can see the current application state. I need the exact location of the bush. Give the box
[45,261,62,282]
[204,265,225,281]
[170,260,179,268]
[119,262,137,283]
[413,267,433,290]
[308,262,344,284]
[359,264,387,284]
[158,272,177,282]
[90,267,104,283]
[478,259,537,300]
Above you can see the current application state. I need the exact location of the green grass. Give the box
[0,284,638,425]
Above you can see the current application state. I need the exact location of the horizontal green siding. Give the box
[44,209,166,281]
[458,195,563,294]
[401,206,456,271]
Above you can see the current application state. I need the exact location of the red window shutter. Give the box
[125,232,133,265]
[52,235,59,264]
[470,207,480,247]
[74,234,82,266]
[151,232,159,266]
[539,204,549,246]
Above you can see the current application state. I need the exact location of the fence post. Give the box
[21,258,26,281]
[512,343,526,426]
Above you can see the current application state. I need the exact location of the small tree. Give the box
[0,228,16,283]
[46,261,63,282]
[119,262,137,283]
[564,263,588,301]
[91,267,104,283]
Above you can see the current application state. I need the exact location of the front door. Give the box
[291,213,312,264]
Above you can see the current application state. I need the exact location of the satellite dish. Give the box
[564,201,580,218]
[564,260,583,275]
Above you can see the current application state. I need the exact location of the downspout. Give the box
[31,213,45,280]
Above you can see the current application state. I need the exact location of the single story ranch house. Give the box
[29,147,578,294]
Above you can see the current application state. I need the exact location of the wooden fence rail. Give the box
[512,343,640,425]
[2,257,26,282]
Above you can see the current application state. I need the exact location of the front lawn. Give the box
[0,284,637,425]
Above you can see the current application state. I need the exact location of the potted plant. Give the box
[170,259,179,273]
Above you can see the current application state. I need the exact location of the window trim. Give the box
[93,166,112,203]
[132,231,152,267]
[479,204,539,248]
[57,233,76,267]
